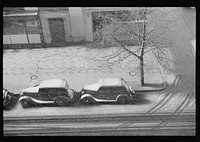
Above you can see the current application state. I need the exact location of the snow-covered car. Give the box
[19,79,75,107]
[80,78,136,104]
[3,88,13,108]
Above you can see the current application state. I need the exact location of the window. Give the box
[115,87,127,92]
[3,18,40,35]
[109,87,117,92]
[26,19,40,34]
[109,87,127,93]
[3,19,26,35]
[98,87,109,92]
[56,88,68,95]
[39,89,48,94]
[48,89,56,94]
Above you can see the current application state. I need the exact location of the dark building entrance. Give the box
[49,18,65,46]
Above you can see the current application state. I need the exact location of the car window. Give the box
[39,89,48,94]
[115,87,127,92]
[98,87,109,92]
[56,88,68,94]
[48,88,56,94]
[109,87,117,92]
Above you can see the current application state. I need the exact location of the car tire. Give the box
[81,97,96,105]
[21,99,30,108]
[55,97,69,106]
[117,96,128,104]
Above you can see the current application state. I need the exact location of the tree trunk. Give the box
[140,54,144,86]
[140,8,146,86]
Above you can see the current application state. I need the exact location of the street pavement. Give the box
[4,112,195,136]
[3,84,195,136]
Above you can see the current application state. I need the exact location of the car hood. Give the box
[22,86,39,93]
[83,83,99,91]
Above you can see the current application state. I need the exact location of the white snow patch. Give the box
[83,83,99,91]
[3,12,38,17]
[22,86,39,93]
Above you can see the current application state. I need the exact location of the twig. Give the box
[109,33,141,59]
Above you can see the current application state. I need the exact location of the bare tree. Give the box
[92,7,176,86]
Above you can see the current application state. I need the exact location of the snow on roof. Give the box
[99,78,124,86]
[3,12,38,17]
[39,79,66,88]
[83,78,129,91]
[22,86,39,93]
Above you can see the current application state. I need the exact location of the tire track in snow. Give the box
[117,92,174,129]
[118,75,194,130]
[145,92,174,115]
[152,92,194,129]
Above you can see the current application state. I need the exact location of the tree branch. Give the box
[107,53,132,67]
[145,11,165,39]
[109,33,141,59]
[119,23,141,38]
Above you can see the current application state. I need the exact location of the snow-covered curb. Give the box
[134,81,168,92]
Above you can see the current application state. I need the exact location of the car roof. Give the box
[99,78,124,87]
[39,79,67,88]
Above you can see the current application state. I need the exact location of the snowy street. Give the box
[3,7,195,136]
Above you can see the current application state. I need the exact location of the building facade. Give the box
[3,7,144,48]
[3,7,94,48]
[3,7,43,48]
[3,7,196,51]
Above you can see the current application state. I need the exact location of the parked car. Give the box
[80,78,136,104]
[19,79,76,107]
[3,88,13,108]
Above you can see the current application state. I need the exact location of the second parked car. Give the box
[80,78,136,104]
[19,79,76,107]
[3,88,13,108]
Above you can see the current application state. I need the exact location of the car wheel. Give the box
[117,96,128,104]
[81,97,95,105]
[21,99,30,108]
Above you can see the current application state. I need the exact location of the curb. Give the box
[135,81,168,92]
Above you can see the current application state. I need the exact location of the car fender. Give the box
[116,94,129,101]
[19,96,54,104]
[80,94,95,100]
[19,96,33,102]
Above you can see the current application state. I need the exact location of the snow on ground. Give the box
[3,45,195,117]
[3,46,165,93]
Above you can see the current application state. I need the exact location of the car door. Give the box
[47,88,58,101]
[38,88,48,101]
[110,87,129,100]
[97,86,112,100]
[56,88,69,97]
[112,86,130,97]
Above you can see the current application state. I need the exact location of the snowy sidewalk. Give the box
[128,81,168,92]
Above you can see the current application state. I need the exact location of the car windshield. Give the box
[3,90,6,99]
[122,80,129,91]
[65,83,74,98]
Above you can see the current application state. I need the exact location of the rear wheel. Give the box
[117,96,128,104]
[81,97,96,105]
[21,99,30,108]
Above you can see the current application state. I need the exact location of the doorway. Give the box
[49,18,65,46]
